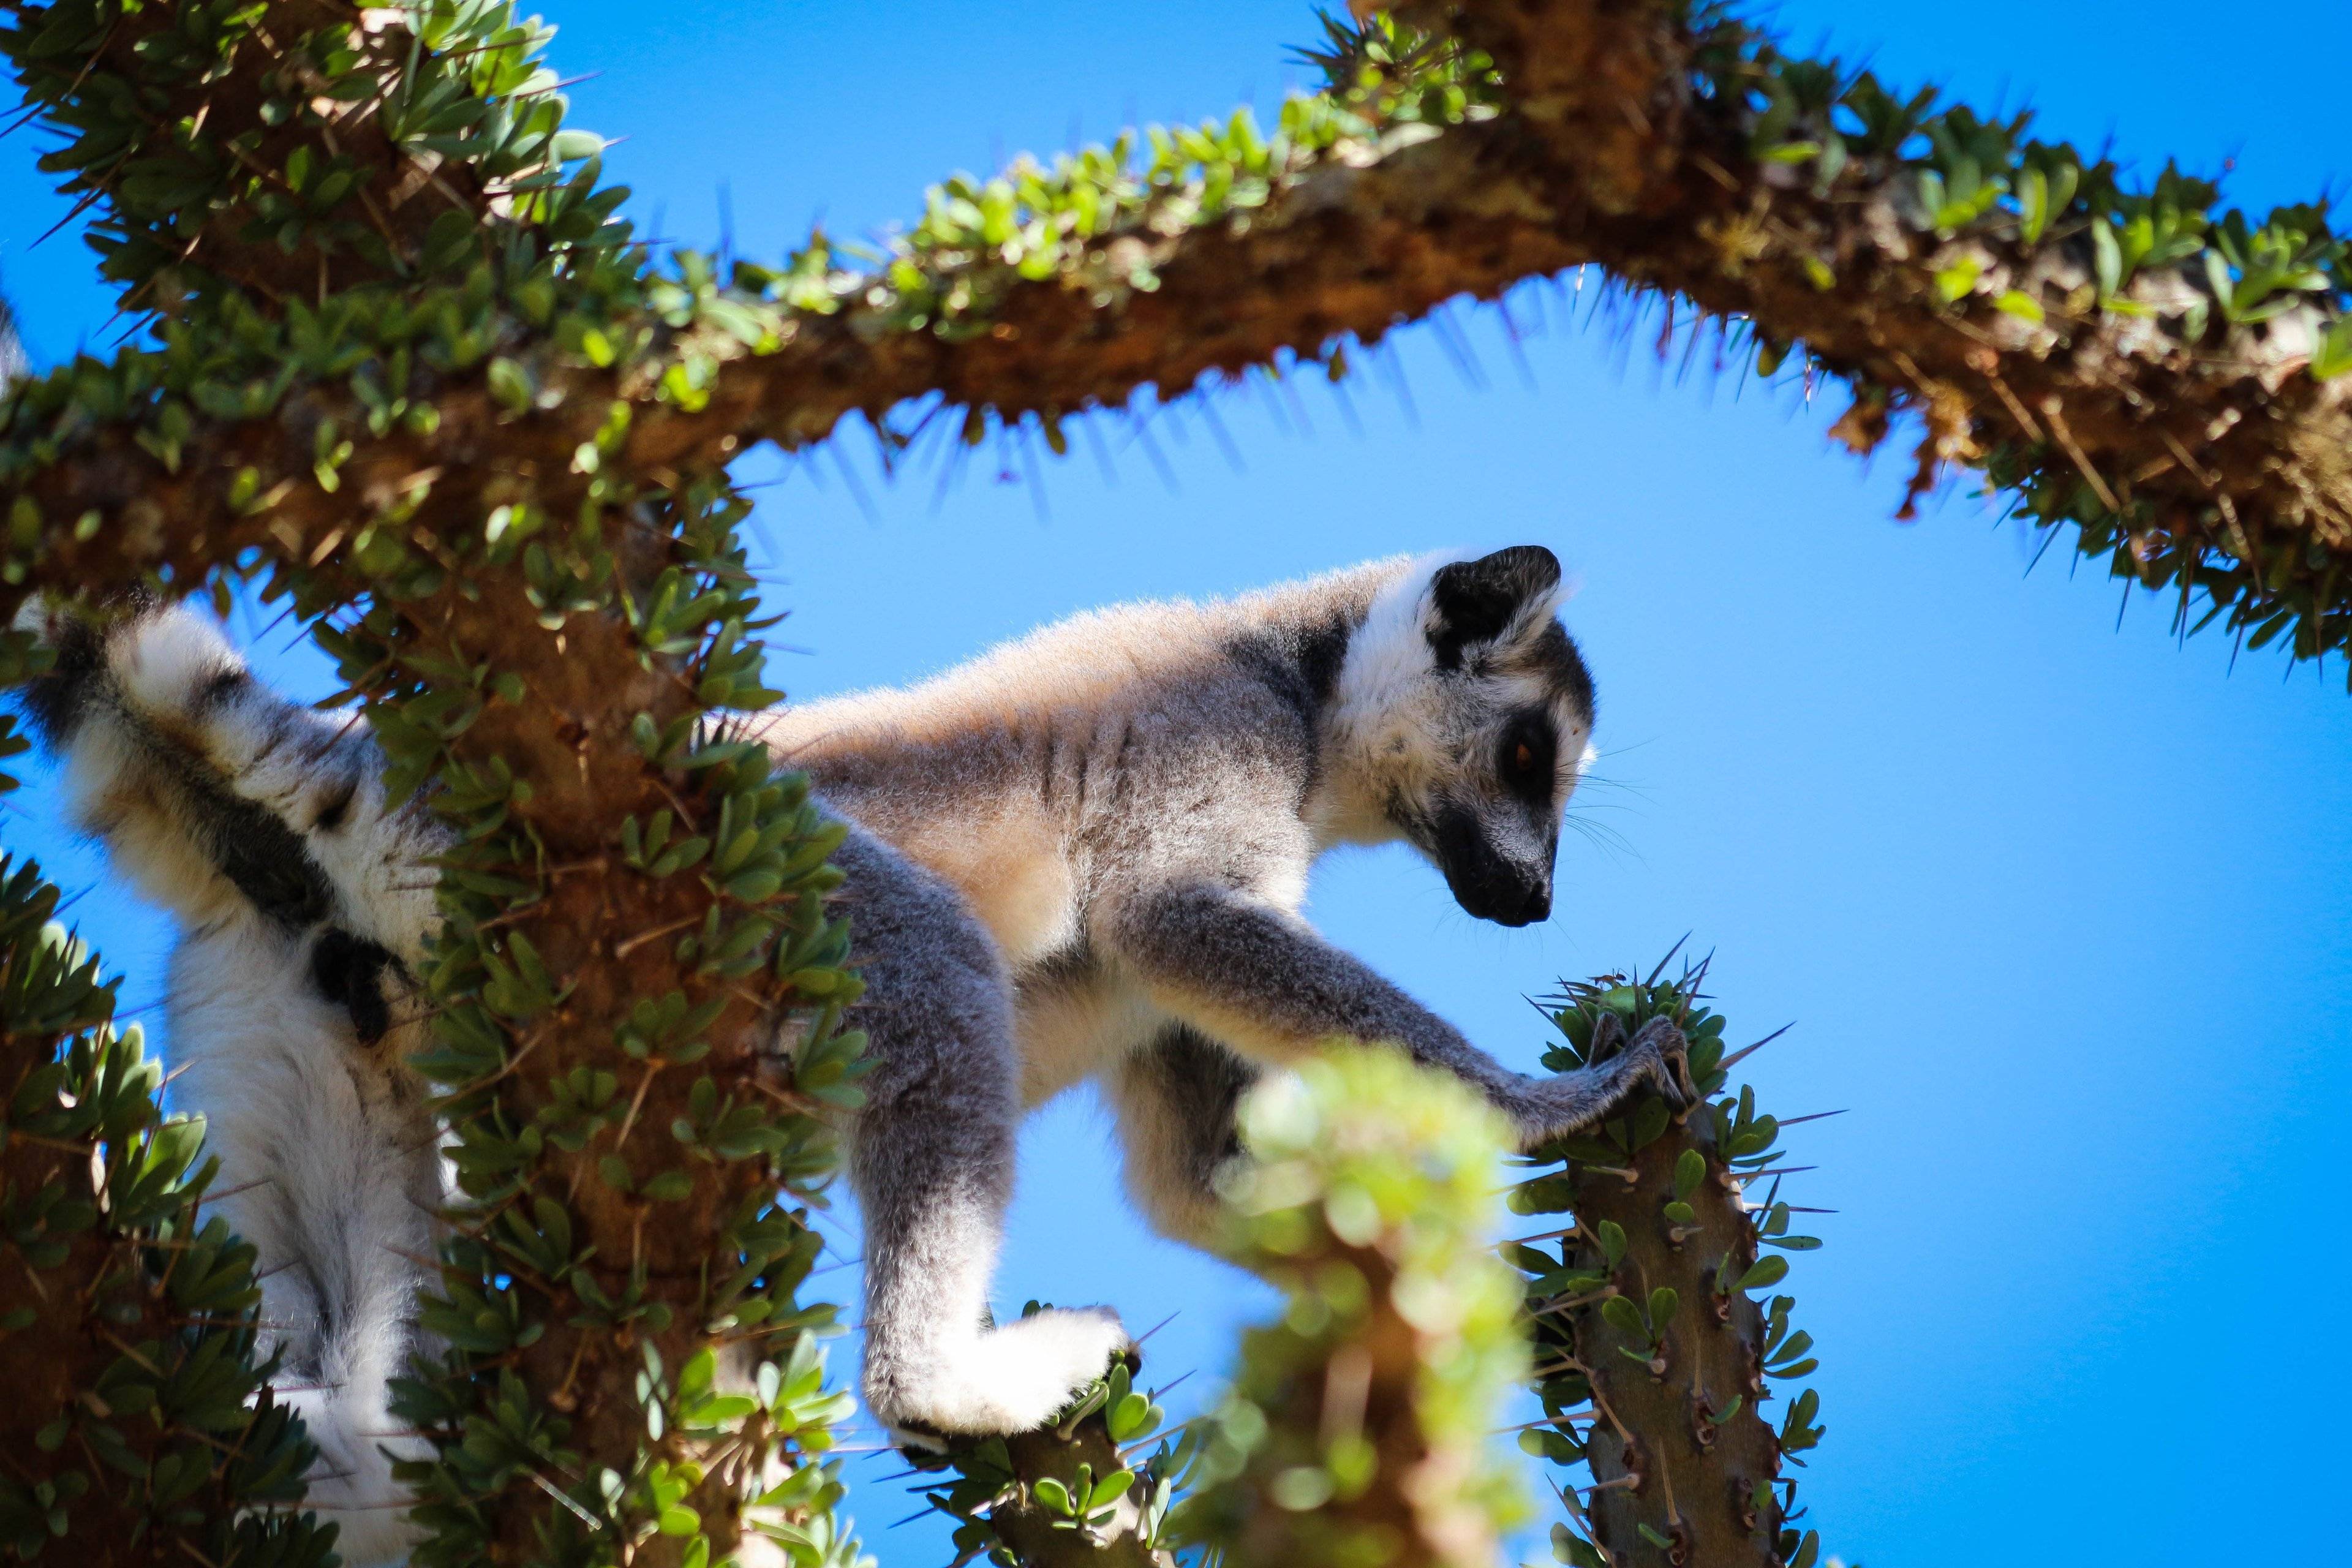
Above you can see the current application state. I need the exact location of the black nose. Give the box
[1433,808,1556,927]
[1476,879,1550,928]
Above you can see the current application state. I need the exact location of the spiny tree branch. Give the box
[10,1,2352,677]
[4,0,548,315]
[1408,0,2352,661]
[0,13,1542,612]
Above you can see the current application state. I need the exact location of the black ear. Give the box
[1428,546,1561,669]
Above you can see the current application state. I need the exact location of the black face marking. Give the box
[311,927,400,1045]
[1428,546,1561,670]
[1519,619,1596,725]
[1497,710,1558,808]
[1430,802,1554,927]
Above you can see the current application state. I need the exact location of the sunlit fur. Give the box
[758,547,1681,1430]
[17,551,1688,1548]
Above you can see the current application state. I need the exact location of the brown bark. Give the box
[1561,1097,1783,1567]
[0,105,1588,616]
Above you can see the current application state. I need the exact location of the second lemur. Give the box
[21,544,1687,1559]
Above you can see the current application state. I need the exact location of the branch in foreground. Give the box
[1174,1050,1529,1568]
[908,1354,1182,1568]
[0,36,1539,620]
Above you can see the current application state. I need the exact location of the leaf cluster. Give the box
[0,847,329,1567]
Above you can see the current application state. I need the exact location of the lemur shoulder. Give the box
[18,544,1690,1565]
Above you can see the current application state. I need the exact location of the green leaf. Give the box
[1994,288,2045,323]
[2311,317,2352,382]
[1672,1148,1706,1199]
[487,356,535,413]
[642,1169,693,1202]
[1599,1295,1648,1341]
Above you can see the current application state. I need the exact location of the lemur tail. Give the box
[15,598,449,1566]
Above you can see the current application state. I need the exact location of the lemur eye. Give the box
[1498,715,1556,805]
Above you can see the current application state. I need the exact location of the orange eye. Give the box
[1514,742,1535,772]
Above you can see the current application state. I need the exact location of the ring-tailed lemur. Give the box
[17,545,1689,1562]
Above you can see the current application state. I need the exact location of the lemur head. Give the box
[1322,546,1595,927]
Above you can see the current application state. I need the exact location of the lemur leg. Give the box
[1100,883,1692,1150]
[1104,1023,1262,1251]
[18,600,445,1566]
[829,824,1128,1438]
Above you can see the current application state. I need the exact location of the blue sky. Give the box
[7,3,2351,1564]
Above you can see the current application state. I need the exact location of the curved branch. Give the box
[0,94,1578,608]
[7,0,2351,671]
[1417,0,2352,652]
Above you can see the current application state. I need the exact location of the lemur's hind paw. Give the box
[869,1306,1130,1442]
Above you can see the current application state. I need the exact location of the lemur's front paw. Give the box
[1513,1013,1696,1148]
[868,1305,1130,1444]
[1608,1014,1697,1109]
